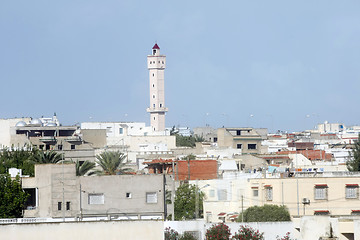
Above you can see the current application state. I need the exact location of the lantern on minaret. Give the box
[146,43,168,132]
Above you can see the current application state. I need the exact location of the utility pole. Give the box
[79,184,82,221]
[241,195,244,222]
[195,180,199,219]
[62,149,65,222]
[171,160,175,221]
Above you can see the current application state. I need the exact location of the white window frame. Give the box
[346,186,359,199]
[265,187,273,201]
[314,186,328,200]
[88,193,105,205]
[146,192,157,204]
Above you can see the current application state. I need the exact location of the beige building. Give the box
[250,175,360,217]
[217,127,268,154]
[22,164,170,220]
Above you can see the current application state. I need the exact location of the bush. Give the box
[232,225,264,240]
[179,232,197,240]
[238,204,291,222]
[165,227,179,240]
[276,232,293,240]
[205,222,231,240]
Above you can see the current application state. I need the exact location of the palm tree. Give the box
[95,151,132,175]
[75,160,96,176]
[30,150,63,164]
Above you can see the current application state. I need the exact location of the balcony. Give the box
[39,136,56,143]
[65,136,82,143]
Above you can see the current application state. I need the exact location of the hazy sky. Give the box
[1,1,359,132]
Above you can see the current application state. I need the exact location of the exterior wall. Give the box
[80,174,165,217]
[22,164,78,218]
[0,221,164,240]
[81,129,107,148]
[200,178,252,223]
[0,118,31,149]
[22,164,166,219]
[217,128,266,154]
[250,176,360,217]
[176,160,218,181]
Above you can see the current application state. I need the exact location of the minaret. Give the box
[146,43,168,132]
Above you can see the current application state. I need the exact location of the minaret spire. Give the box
[146,43,168,132]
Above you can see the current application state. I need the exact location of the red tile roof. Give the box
[152,43,160,49]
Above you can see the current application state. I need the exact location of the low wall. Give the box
[0,220,164,240]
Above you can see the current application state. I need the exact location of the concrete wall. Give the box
[22,164,166,219]
[0,221,164,240]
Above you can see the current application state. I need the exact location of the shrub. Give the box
[179,232,197,240]
[276,232,293,240]
[165,227,179,240]
[232,225,264,240]
[237,204,291,222]
[205,222,231,240]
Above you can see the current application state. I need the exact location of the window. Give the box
[58,144,63,150]
[154,117,155,120]
[236,130,241,136]
[248,144,256,150]
[153,84,155,87]
[236,144,242,149]
[146,192,157,203]
[214,137,217,142]
[153,104,155,108]
[153,95,155,98]
[71,145,75,150]
[218,189,227,200]
[252,188,258,197]
[346,184,359,199]
[58,202,62,211]
[24,188,37,209]
[150,61,152,64]
[46,145,50,150]
[160,103,162,107]
[162,61,164,64]
[265,186,273,201]
[351,210,360,215]
[314,185,328,200]
[88,193,104,205]
[153,73,154,77]
[209,189,215,197]
[66,202,71,210]
[119,128,123,134]
[126,192,132,199]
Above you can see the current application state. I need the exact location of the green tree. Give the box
[95,151,132,175]
[31,150,63,164]
[347,134,360,171]
[174,183,205,220]
[75,160,96,176]
[237,204,291,222]
[0,147,37,176]
[0,174,29,218]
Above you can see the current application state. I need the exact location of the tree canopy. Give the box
[0,175,29,218]
[347,134,360,171]
[95,150,133,175]
[237,204,291,222]
[30,150,63,164]
[0,147,37,176]
[174,183,205,220]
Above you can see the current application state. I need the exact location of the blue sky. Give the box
[1,1,359,132]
